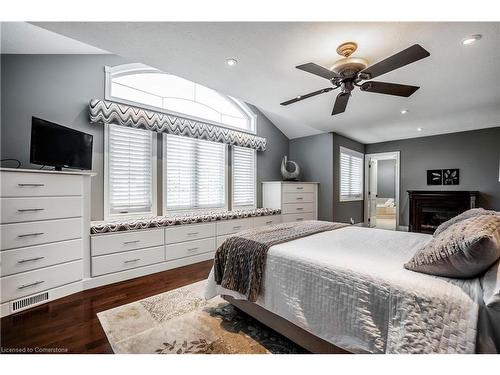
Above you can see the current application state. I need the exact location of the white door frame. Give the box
[364,151,401,229]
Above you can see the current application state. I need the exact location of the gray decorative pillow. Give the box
[405,215,500,278]
[433,208,498,237]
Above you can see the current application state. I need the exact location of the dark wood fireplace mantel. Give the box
[408,190,479,234]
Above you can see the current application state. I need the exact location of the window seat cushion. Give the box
[90,208,281,234]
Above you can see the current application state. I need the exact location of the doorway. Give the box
[364,151,400,230]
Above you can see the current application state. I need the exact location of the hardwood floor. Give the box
[0,260,213,354]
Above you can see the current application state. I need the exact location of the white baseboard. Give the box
[83,251,215,290]
[1,281,83,318]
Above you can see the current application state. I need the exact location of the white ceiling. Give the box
[31,22,500,142]
[1,22,109,54]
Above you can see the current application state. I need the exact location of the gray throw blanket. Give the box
[214,220,348,301]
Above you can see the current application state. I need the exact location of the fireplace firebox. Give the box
[407,190,479,234]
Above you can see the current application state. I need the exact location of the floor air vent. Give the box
[11,292,49,313]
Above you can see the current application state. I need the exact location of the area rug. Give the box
[97,280,306,354]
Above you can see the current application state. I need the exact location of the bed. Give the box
[205,225,500,354]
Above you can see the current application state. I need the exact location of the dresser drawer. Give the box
[1,260,82,303]
[165,223,216,244]
[1,218,82,250]
[91,229,164,256]
[166,238,216,261]
[1,171,82,197]
[253,215,282,228]
[216,218,253,236]
[0,239,82,277]
[91,246,165,277]
[1,197,82,224]
[282,203,314,215]
[282,183,314,193]
[283,192,314,204]
[216,235,232,248]
[282,213,315,223]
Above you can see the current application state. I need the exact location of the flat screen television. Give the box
[30,117,93,171]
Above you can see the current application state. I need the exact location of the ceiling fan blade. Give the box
[360,44,430,79]
[280,87,334,106]
[332,92,350,115]
[296,63,339,80]
[360,81,420,97]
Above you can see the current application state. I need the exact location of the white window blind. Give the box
[107,124,154,216]
[232,146,256,209]
[340,146,364,201]
[165,134,226,211]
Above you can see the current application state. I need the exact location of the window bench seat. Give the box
[86,208,282,287]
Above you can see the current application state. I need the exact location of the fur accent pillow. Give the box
[433,208,498,237]
[405,214,500,278]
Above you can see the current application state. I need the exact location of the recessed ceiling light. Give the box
[462,34,482,45]
[401,109,408,114]
[417,127,423,132]
[225,58,238,66]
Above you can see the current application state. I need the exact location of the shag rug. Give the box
[97,280,306,354]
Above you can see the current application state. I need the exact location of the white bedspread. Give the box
[206,226,486,354]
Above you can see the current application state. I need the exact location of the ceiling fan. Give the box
[280,42,430,115]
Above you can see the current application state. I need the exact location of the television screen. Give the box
[30,117,93,170]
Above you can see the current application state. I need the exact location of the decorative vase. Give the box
[281,155,300,181]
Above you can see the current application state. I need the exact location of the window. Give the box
[232,146,256,209]
[105,124,156,218]
[340,146,364,201]
[164,134,226,212]
[106,63,256,133]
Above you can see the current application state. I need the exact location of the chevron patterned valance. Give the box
[88,99,266,151]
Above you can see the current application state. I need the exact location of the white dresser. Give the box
[0,168,92,317]
[262,181,319,222]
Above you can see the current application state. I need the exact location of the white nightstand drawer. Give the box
[91,229,164,256]
[253,215,282,228]
[1,197,82,224]
[1,260,82,303]
[166,238,216,261]
[282,183,314,193]
[1,171,82,197]
[1,218,82,250]
[1,239,82,277]
[165,223,216,244]
[282,203,314,215]
[282,192,314,204]
[282,213,315,223]
[216,218,253,236]
[91,246,165,277]
[216,235,233,248]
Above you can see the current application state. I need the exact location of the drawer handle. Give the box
[18,183,45,187]
[187,247,199,251]
[18,280,44,289]
[296,218,304,221]
[296,187,304,190]
[233,225,242,229]
[18,232,44,238]
[187,232,199,236]
[296,207,304,211]
[296,197,304,200]
[124,258,141,263]
[18,256,45,264]
[123,240,140,245]
[17,208,45,212]
[265,221,273,224]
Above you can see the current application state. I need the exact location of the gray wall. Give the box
[366,127,500,226]
[377,159,396,198]
[1,54,289,220]
[332,133,365,223]
[289,133,334,221]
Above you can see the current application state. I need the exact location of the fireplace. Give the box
[407,190,479,234]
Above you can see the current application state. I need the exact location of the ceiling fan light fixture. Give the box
[462,34,482,45]
[401,109,409,114]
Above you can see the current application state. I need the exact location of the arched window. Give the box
[105,63,256,133]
